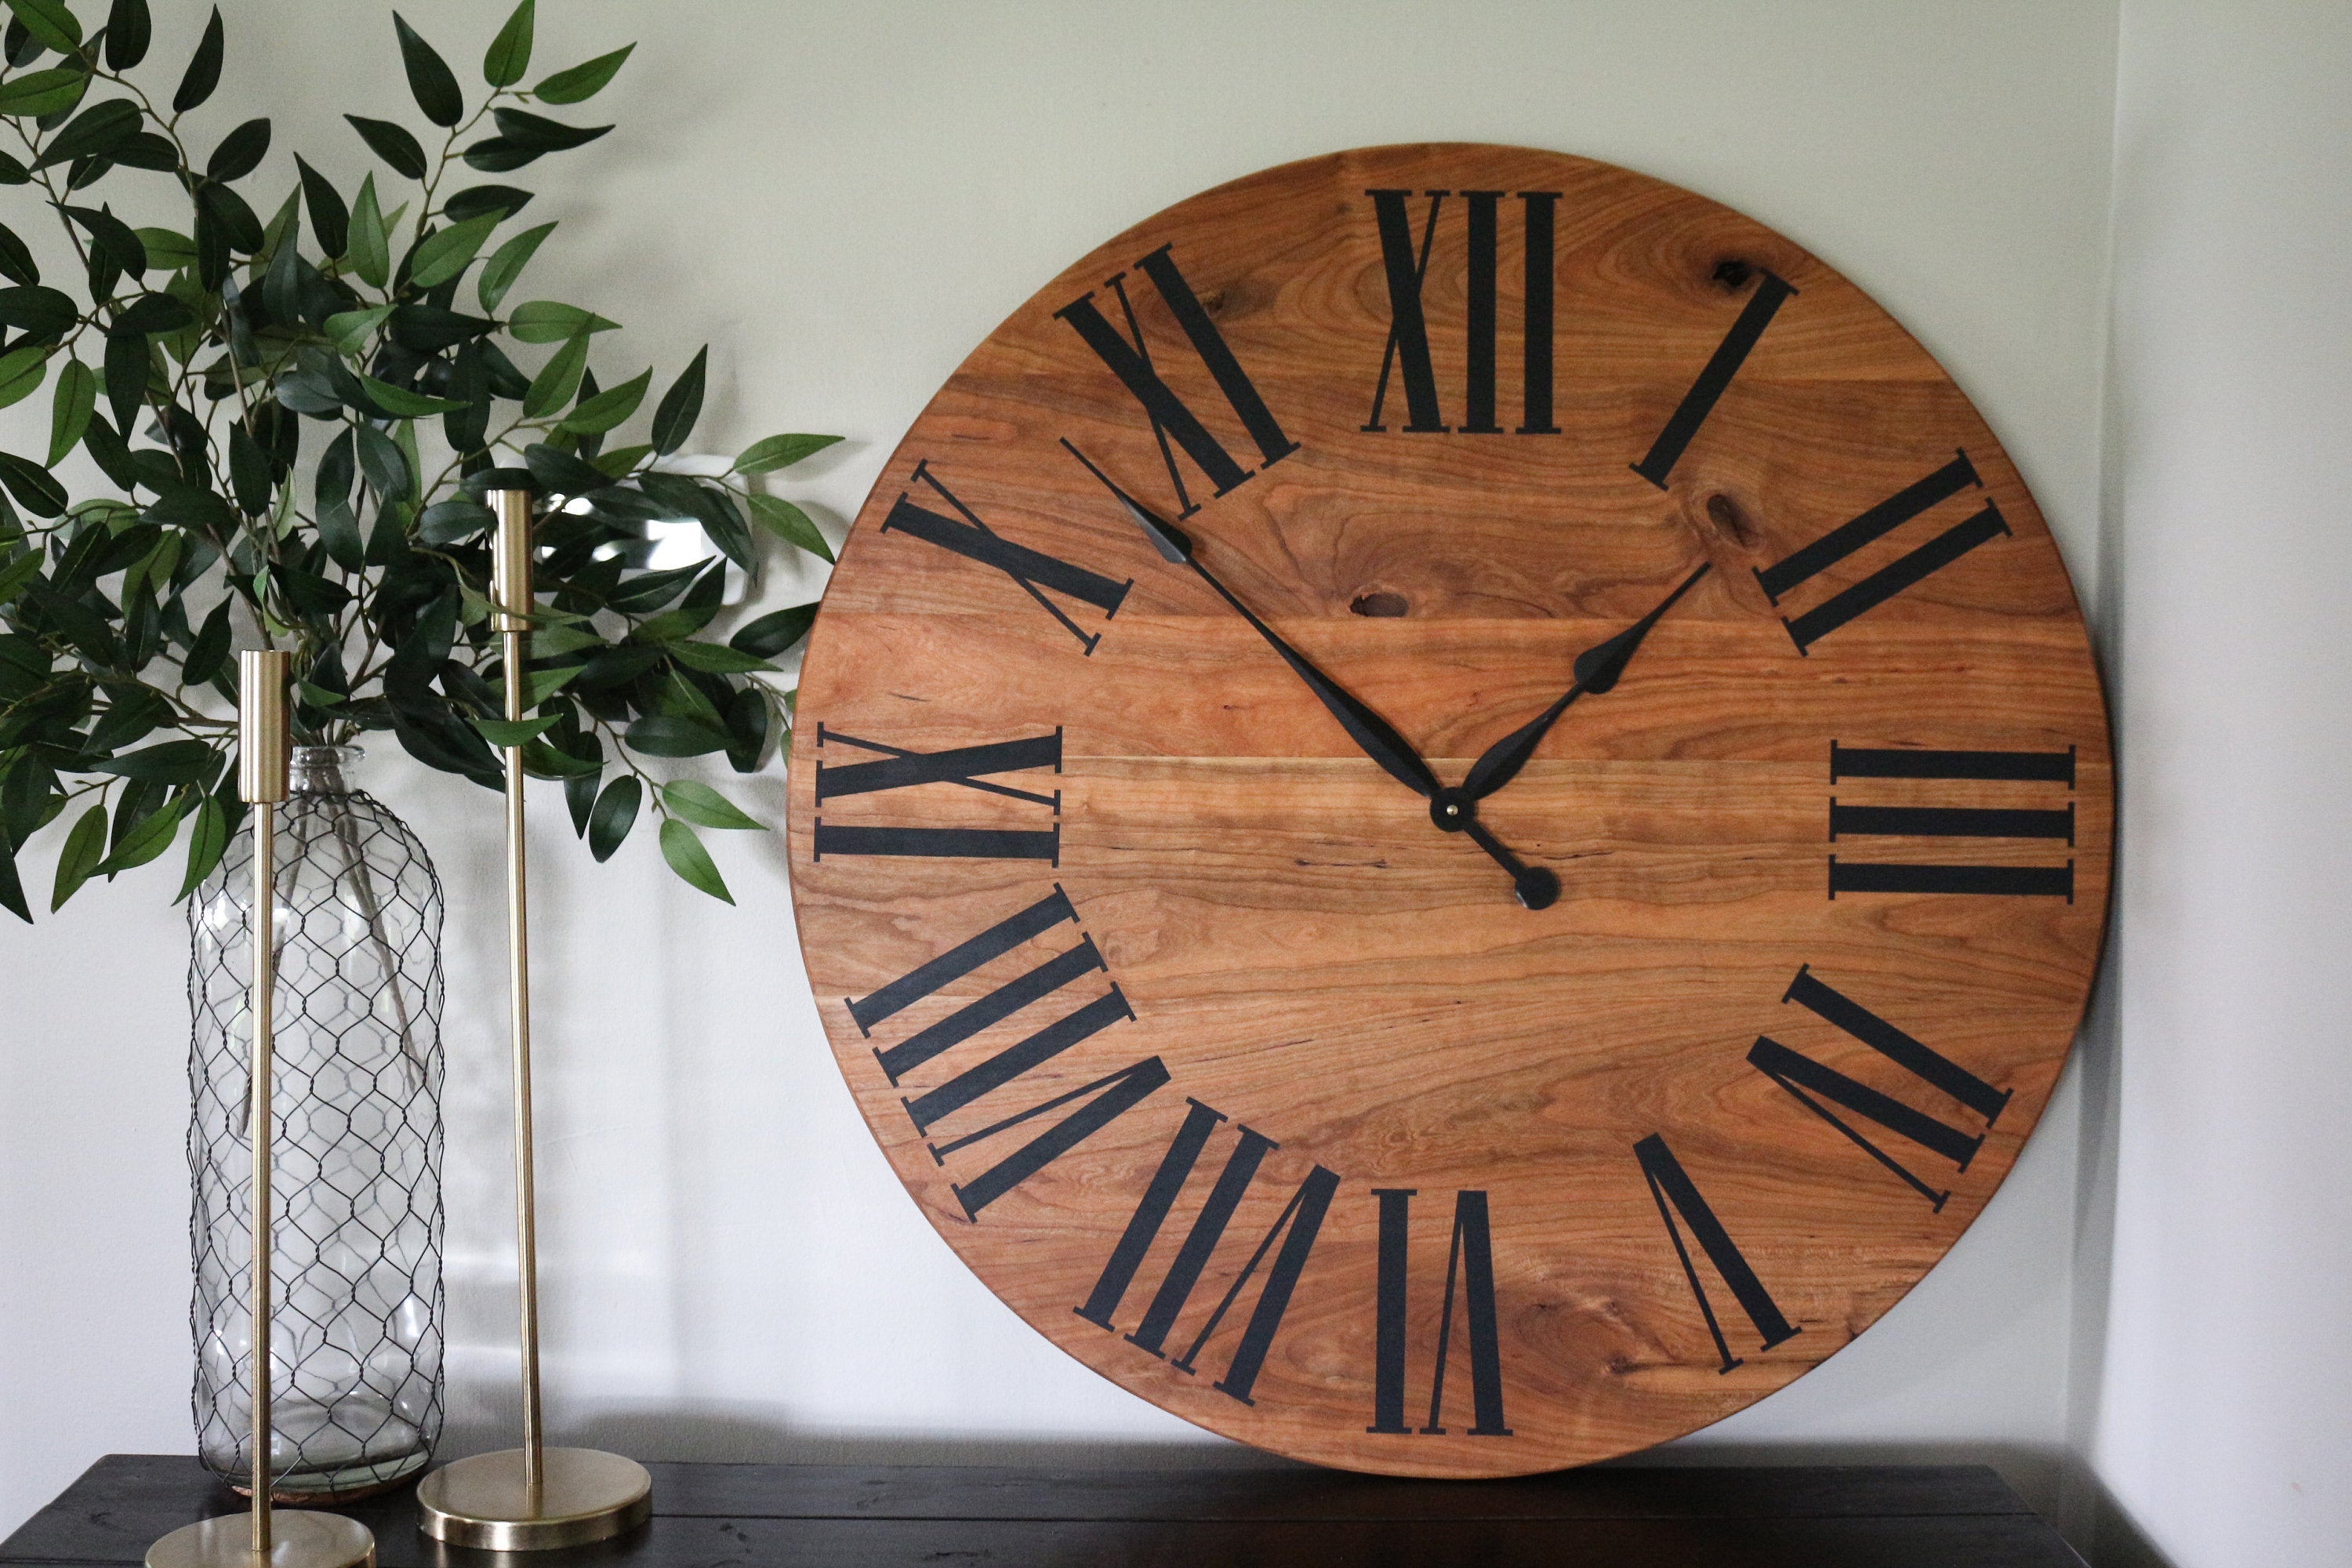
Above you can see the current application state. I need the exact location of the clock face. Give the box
[785,144,2111,1477]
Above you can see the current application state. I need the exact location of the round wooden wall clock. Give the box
[785,143,2111,1477]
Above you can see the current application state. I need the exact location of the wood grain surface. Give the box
[785,145,2111,1477]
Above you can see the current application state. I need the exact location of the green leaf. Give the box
[182,600,230,684]
[112,290,190,335]
[0,343,45,412]
[348,172,390,287]
[46,356,92,465]
[746,492,833,563]
[533,42,633,105]
[171,6,223,114]
[521,664,579,706]
[322,302,392,355]
[393,12,463,127]
[0,546,42,608]
[730,601,815,659]
[459,136,539,175]
[407,209,501,289]
[557,365,648,434]
[650,345,705,456]
[135,225,193,272]
[472,713,561,747]
[506,298,615,343]
[38,99,139,170]
[660,779,761,831]
[90,739,214,782]
[205,117,268,182]
[522,738,598,779]
[0,836,27,922]
[143,481,234,532]
[174,790,226,901]
[625,713,728,757]
[0,283,75,336]
[5,0,82,55]
[49,801,104,909]
[658,817,731,903]
[354,371,466,416]
[105,0,150,73]
[346,114,428,181]
[443,183,531,223]
[587,773,637,861]
[0,219,36,285]
[489,105,609,153]
[96,796,180,873]
[0,68,88,118]
[522,330,589,418]
[589,441,651,478]
[416,496,492,544]
[529,623,604,658]
[475,219,552,314]
[0,450,65,515]
[64,204,143,277]
[667,640,777,675]
[734,432,842,474]
[293,157,350,259]
[484,0,534,87]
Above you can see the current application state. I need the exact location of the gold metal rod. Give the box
[492,488,544,1496]
[237,650,290,1554]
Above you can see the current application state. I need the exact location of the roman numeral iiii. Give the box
[1363,188,1561,436]
[1075,1098,1339,1406]
[1367,1188,1512,1437]
[844,886,1160,1220]
[1055,245,1298,519]
[812,725,1064,864]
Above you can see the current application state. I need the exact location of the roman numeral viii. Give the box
[812,725,1063,864]
[1367,1189,1511,1438]
[1055,245,1298,520]
[1363,189,1562,437]
[1075,1098,1339,1406]
[1750,966,2013,1211]
[844,886,1160,1220]
[1828,740,2077,901]
[880,460,1133,654]
[1635,1133,1800,1374]
[1758,450,2011,654]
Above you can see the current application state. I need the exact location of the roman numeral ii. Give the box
[844,886,1160,1219]
[1075,1098,1339,1406]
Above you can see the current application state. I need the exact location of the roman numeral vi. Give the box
[1367,1188,1512,1437]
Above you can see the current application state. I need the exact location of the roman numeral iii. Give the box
[880,460,1132,654]
[1635,1133,1800,1374]
[812,725,1063,864]
[1759,450,2011,654]
[1363,188,1561,436]
[1075,1098,1339,1406]
[1055,245,1298,519]
[843,886,1158,1220]
[1367,1189,1512,1438]
[1750,966,2013,1211]
[1827,740,2077,900]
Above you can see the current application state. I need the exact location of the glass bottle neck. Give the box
[289,746,363,796]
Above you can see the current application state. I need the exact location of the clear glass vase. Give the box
[187,745,447,1501]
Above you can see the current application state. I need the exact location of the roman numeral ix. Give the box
[880,459,1133,654]
[1363,188,1561,437]
[1056,245,1298,520]
[844,886,1160,1220]
[1828,740,2077,901]
[1075,1098,1339,1406]
[812,724,1064,864]
[1367,1189,1511,1437]
[1635,1133,1800,1374]
[1750,966,2013,1211]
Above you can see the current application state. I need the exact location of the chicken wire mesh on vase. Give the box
[187,745,447,1501]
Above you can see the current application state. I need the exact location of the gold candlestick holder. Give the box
[415,484,652,1552]
[148,653,376,1568]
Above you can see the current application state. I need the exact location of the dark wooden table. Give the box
[4,1455,2086,1566]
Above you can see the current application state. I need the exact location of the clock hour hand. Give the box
[1460,561,1712,801]
[1116,492,1443,800]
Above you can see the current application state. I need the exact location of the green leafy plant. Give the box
[0,0,837,920]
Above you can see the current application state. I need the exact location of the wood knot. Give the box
[1704,492,1758,548]
[1712,258,1753,291]
[1350,591,1410,618]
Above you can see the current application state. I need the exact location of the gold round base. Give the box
[413,1449,652,1552]
[145,1511,376,1568]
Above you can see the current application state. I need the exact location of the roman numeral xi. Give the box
[844,885,1160,1221]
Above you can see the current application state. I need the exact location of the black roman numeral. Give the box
[1363,189,1560,437]
[1827,739,2076,901]
[1630,268,1798,488]
[1367,1189,1511,1437]
[1757,450,2012,654]
[1750,966,2013,1211]
[1075,1098,1339,1406]
[1635,1133,1800,1374]
[880,460,1133,654]
[1055,245,1298,520]
[843,887,1161,1220]
[812,725,1063,864]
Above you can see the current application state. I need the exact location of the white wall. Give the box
[2080,3,2352,1565]
[2,0,2124,1541]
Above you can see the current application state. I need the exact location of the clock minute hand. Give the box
[1116,494,1443,800]
[1461,561,1713,801]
